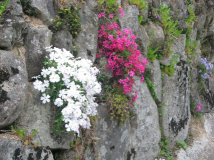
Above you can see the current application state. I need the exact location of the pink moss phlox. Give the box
[97,14,148,101]
[197,103,201,112]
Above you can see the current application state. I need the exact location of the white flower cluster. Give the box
[33,47,101,135]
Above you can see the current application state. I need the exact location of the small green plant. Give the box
[143,69,158,100]
[0,0,9,19]
[106,88,131,126]
[159,136,174,160]
[153,4,182,56]
[52,4,81,38]
[147,31,161,61]
[177,140,188,149]
[164,55,179,76]
[129,0,148,12]
[20,0,37,17]
[97,0,119,13]
[185,0,194,5]
[185,6,196,25]
[11,126,38,146]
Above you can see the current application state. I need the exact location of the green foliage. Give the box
[185,0,194,6]
[106,87,131,126]
[97,0,119,13]
[177,140,188,149]
[153,4,182,56]
[129,0,148,12]
[143,69,158,100]
[159,136,174,160]
[20,0,37,17]
[11,126,38,146]
[0,0,9,19]
[184,6,199,65]
[52,5,81,38]
[97,74,111,89]
[138,15,143,24]
[164,55,179,76]
[147,31,161,61]
[185,6,196,25]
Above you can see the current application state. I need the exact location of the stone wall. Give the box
[0,0,214,160]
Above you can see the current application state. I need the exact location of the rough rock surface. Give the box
[30,0,55,25]
[74,5,98,63]
[160,34,186,65]
[146,59,162,103]
[145,22,165,49]
[177,113,214,160]
[127,80,161,160]
[160,61,191,147]
[0,137,54,160]
[0,0,25,49]
[59,80,161,160]
[51,30,73,53]
[0,50,28,129]
[119,5,149,56]
[25,25,52,81]
[15,83,74,149]
[119,5,139,34]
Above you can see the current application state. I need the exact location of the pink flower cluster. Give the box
[97,19,148,102]
[197,103,201,112]
[118,9,124,17]
[98,12,105,19]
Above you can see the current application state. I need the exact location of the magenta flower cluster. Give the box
[97,10,148,102]
[197,103,201,112]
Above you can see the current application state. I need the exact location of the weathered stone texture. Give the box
[177,113,214,160]
[74,5,98,63]
[145,22,165,49]
[30,0,55,25]
[160,34,186,65]
[51,30,73,53]
[160,61,191,147]
[15,83,74,149]
[0,50,27,129]
[125,80,161,160]
[25,25,52,81]
[0,138,54,160]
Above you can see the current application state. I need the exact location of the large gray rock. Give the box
[169,0,188,20]
[0,0,25,49]
[126,80,161,160]
[74,5,98,63]
[195,13,206,31]
[135,25,149,56]
[119,5,139,34]
[61,103,130,160]
[146,59,162,103]
[145,22,165,49]
[25,25,52,81]
[0,24,13,49]
[5,0,23,16]
[119,5,149,56]
[51,30,73,53]
[15,83,74,149]
[177,113,214,160]
[0,137,54,160]
[30,0,55,25]
[59,79,161,160]
[160,61,191,147]
[160,34,186,65]
[0,50,28,129]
